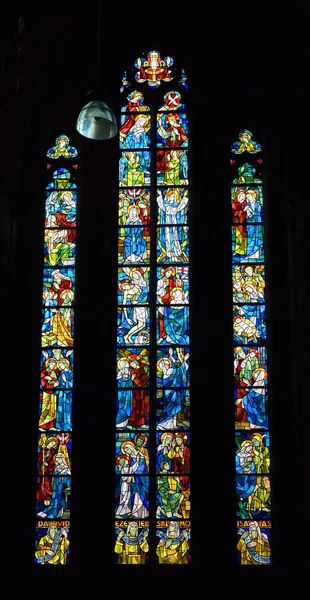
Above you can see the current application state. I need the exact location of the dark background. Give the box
[1,0,309,589]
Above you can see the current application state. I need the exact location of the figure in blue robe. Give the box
[242,389,268,429]
[37,455,71,518]
[116,378,133,428]
[123,226,147,263]
[163,306,189,344]
[157,390,183,430]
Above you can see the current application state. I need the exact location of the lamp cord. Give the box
[96,0,101,88]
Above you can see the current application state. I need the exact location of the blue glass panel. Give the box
[116,389,150,430]
[46,168,77,189]
[232,225,264,263]
[236,475,271,519]
[156,389,190,430]
[117,306,150,345]
[156,305,189,344]
[157,187,188,224]
[118,227,150,264]
[157,226,189,263]
[157,347,190,388]
[235,388,268,431]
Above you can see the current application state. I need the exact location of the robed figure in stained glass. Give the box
[237,521,271,565]
[37,453,71,518]
[46,135,78,159]
[156,522,190,564]
[35,526,70,564]
[115,522,149,564]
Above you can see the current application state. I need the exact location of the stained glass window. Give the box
[115,50,191,564]
[232,131,272,565]
[34,135,78,565]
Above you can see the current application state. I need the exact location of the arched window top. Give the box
[120,49,188,94]
[46,134,78,159]
[231,129,262,155]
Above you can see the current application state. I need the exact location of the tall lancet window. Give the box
[232,131,272,565]
[115,50,191,564]
[34,135,78,565]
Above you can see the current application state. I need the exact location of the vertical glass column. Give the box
[231,130,272,565]
[155,91,191,564]
[35,136,78,565]
[114,92,151,563]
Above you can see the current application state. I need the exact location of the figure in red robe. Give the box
[127,355,150,428]
[36,436,59,502]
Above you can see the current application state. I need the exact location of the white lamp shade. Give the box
[76,99,118,140]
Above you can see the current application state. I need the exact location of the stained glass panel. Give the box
[156,520,191,564]
[156,347,190,388]
[232,224,264,262]
[117,306,150,345]
[119,189,150,226]
[157,112,188,148]
[232,305,266,344]
[35,522,70,564]
[120,113,151,149]
[44,229,76,267]
[157,188,189,224]
[119,151,151,187]
[117,52,190,565]
[231,131,272,564]
[115,476,149,518]
[157,226,189,263]
[157,149,188,186]
[118,227,151,264]
[156,389,190,430]
[232,265,265,303]
[114,521,150,564]
[118,267,150,304]
[35,135,78,565]
[237,521,271,564]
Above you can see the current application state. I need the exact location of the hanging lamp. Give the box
[76,1,117,140]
